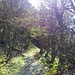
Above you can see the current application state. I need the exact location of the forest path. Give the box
[17,49,48,75]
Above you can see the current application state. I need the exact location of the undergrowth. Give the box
[0,54,26,75]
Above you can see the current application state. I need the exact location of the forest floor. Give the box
[17,49,48,75]
[1,48,75,75]
[0,48,48,75]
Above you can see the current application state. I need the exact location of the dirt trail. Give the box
[17,49,48,75]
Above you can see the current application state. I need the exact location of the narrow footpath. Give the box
[17,49,48,75]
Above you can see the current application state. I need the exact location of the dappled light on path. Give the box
[17,49,48,75]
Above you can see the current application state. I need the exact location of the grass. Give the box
[0,54,26,75]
